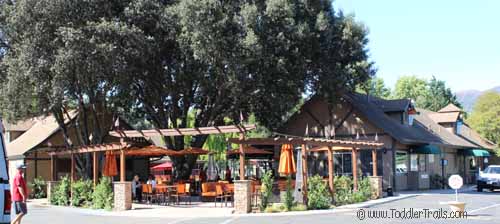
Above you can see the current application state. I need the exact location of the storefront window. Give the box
[410,154,418,171]
[396,151,408,174]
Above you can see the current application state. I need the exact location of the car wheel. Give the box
[477,185,483,192]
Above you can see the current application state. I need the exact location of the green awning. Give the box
[465,149,490,157]
[413,145,441,154]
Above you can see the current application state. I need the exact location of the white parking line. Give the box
[468,203,500,214]
[219,217,238,224]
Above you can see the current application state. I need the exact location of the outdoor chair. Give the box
[142,184,154,204]
[155,186,167,205]
[201,182,217,201]
[215,183,231,207]
[171,183,191,205]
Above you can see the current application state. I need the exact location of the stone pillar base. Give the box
[369,176,383,199]
[113,182,132,211]
[234,180,252,214]
[47,181,59,203]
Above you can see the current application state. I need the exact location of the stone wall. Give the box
[234,180,251,214]
[369,176,383,199]
[113,182,132,211]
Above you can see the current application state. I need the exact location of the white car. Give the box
[0,120,10,223]
[477,165,500,192]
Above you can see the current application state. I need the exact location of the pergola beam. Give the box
[109,124,256,138]
[227,137,384,149]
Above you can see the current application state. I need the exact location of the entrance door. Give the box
[395,151,409,190]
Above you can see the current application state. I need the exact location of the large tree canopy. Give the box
[467,91,500,147]
[392,75,461,111]
[0,0,374,178]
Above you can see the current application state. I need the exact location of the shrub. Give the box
[260,170,273,211]
[29,176,46,199]
[71,179,94,207]
[51,176,71,206]
[284,176,294,211]
[92,177,114,210]
[358,177,373,200]
[307,175,331,210]
[334,176,353,206]
[291,203,308,211]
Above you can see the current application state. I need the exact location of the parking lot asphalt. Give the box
[23,189,500,224]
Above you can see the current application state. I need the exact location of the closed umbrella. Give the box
[103,151,118,177]
[278,144,296,175]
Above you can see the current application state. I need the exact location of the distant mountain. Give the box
[456,86,500,112]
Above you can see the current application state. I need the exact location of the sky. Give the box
[334,0,500,92]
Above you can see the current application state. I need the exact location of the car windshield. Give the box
[484,167,500,174]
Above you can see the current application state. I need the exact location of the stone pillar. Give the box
[113,182,132,211]
[46,181,59,203]
[234,180,251,214]
[369,176,383,199]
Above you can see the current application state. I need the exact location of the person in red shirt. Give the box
[11,164,28,224]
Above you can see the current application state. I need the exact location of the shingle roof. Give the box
[6,111,78,159]
[438,104,462,113]
[428,112,460,123]
[414,108,477,148]
[3,118,37,131]
[458,124,496,150]
[370,97,411,112]
[343,93,446,146]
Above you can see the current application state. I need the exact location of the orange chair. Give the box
[171,183,191,205]
[215,183,232,207]
[142,184,153,204]
[201,182,217,201]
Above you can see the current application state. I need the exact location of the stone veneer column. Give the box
[46,181,59,203]
[369,176,383,199]
[234,180,251,214]
[113,182,132,211]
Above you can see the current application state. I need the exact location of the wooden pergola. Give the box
[227,137,384,202]
[47,124,256,186]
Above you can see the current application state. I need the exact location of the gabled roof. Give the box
[414,108,476,148]
[3,118,37,132]
[428,112,460,124]
[438,104,462,113]
[6,111,78,159]
[458,124,496,150]
[370,97,411,112]
[343,93,446,146]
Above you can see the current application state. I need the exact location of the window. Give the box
[396,151,408,174]
[410,154,418,171]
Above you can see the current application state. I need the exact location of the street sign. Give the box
[448,175,463,189]
[448,175,463,202]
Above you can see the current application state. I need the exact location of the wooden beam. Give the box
[352,148,358,192]
[239,133,245,180]
[93,152,98,187]
[228,138,384,149]
[372,149,378,176]
[50,155,55,181]
[301,144,308,203]
[120,149,126,182]
[70,153,75,182]
[109,124,257,138]
[327,146,334,196]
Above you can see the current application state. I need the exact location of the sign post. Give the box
[448,175,463,202]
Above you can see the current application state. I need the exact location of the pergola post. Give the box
[301,144,308,203]
[352,148,358,192]
[70,153,76,182]
[239,132,245,180]
[372,149,378,176]
[120,149,126,182]
[93,151,98,187]
[327,146,334,196]
[50,154,56,181]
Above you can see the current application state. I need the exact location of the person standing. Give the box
[131,175,142,202]
[11,164,28,224]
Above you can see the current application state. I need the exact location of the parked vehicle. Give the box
[477,165,500,192]
[0,119,10,223]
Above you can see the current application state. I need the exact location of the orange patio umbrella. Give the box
[103,151,118,177]
[278,144,296,175]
